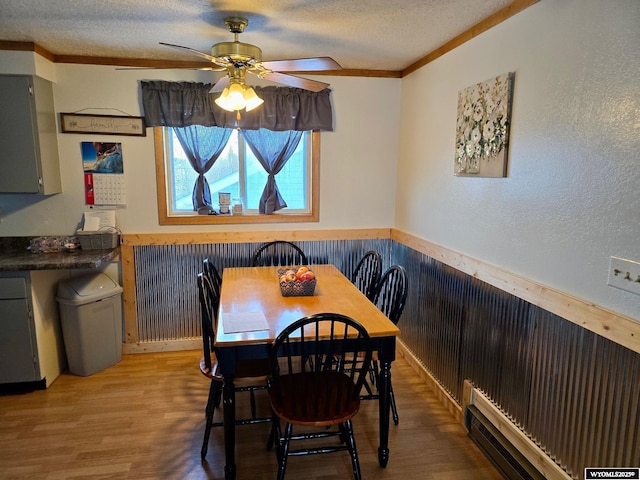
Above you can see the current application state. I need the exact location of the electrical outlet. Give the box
[607,257,640,296]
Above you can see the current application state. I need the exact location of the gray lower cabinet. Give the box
[0,276,36,383]
[0,271,68,387]
[0,75,61,194]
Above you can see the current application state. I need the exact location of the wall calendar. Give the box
[81,141,126,206]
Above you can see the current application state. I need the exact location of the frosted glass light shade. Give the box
[215,83,263,113]
[214,87,233,111]
[244,87,264,112]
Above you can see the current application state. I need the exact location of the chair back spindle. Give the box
[350,250,383,301]
[252,240,308,267]
[202,257,222,295]
[373,265,408,325]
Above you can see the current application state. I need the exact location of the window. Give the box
[154,127,320,225]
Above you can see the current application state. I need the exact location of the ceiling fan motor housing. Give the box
[211,41,262,65]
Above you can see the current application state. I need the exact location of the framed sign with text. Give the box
[60,113,146,136]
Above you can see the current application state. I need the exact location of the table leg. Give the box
[223,375,236,480]
[378,359,391,467]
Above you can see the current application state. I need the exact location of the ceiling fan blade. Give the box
[159,42,220,64]
[259,72,330,92]
[260,57,341,72]
[209,76,230,93]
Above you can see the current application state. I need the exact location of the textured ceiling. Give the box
[0,0,515,71]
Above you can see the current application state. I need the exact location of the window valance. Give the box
[141,81,334,131]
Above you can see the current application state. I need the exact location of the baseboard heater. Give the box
[465,385,572,480]
[466,405,543,480]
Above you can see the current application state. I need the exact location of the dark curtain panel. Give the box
[242,129,304,214]
[141,81,219,127]
[173,125,233,210]
[141,81,334,131]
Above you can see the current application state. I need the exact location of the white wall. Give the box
[0,59,400,234]
[396,0,640,321]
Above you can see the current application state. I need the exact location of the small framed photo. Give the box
[60,113,146,136]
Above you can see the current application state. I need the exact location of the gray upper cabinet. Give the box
[0,75,62,194]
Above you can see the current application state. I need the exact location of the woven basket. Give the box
[277,268,317,296]
[77,231,119,250]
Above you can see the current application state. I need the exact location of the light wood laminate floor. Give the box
[0,350,502,479]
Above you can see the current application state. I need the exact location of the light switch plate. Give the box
[607,257,640,296]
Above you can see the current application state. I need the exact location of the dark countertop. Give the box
[0,237,120,271]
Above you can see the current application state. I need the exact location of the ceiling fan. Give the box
[159,16,341,94]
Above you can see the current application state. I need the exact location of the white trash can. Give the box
[56,273,123,376]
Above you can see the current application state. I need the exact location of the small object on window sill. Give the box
[232,197,243,215]
[207,210,218,215]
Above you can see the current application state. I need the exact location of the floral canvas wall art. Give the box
[454,72,514,177]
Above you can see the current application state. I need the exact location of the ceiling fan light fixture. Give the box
[215,82,263,113]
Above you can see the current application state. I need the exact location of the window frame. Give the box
[153,127,320,225]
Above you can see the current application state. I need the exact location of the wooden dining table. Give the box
[215,264,400,480]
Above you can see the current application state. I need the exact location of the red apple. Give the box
[299,271,315,282]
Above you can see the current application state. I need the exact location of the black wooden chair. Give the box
[365,264,408,425]
[267,313,372,480]
[350,250,383,302]
[197,270,272,459]
[251,240,308,267]
[202,257,222,294]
